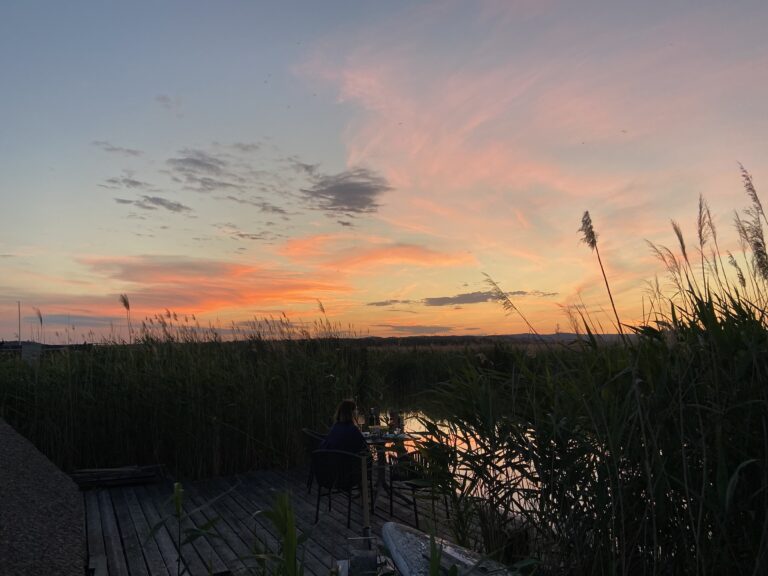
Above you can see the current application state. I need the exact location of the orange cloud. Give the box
[328,244,474,271]
[279,234,475,272]
[3,256,354,331]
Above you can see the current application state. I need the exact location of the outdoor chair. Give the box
[311,449,374,528]
[387,448,451,529]
[301,428,325,493]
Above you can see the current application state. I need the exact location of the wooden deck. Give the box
[84,466,452,576]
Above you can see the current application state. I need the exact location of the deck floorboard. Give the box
[84,465,454,575]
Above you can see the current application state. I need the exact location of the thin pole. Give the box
[17,301,21,346]
[361,456,371,545]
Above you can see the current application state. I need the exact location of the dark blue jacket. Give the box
[320,421,368,454]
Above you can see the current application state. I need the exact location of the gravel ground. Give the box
[0,418,85,576]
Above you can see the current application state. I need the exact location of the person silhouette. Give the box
[320,399,368,454]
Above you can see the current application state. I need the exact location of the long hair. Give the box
[335,399,357,424]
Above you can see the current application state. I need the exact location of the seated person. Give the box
[320,399,368,455]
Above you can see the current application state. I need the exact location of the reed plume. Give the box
[579,211,624,338]
[119,293,132,343]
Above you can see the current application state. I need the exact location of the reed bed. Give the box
[412,170,768,574]
[0,314,469,479]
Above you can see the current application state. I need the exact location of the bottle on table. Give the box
[388,410,402,433]
[367,407,380,436]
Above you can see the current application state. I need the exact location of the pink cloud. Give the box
[294,2,768,338]
[303,3,768,215]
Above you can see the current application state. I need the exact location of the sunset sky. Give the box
[2,0,768,341]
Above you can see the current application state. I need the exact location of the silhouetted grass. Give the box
[412,171,768,574]
[0,314,475,479]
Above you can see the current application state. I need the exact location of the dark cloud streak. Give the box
[367,299,415,307]
[229,142,261,153]
[92,140,142,157]
[302,168,391,214]
[103,177,151,189]
[114,196,192,213]
[373,324,453,335]
[423,290,558,306]
[166,149,246,193]
[33,314,123,327]
[104,144,391,227]
[222,195,288,214]
[168,149,228,176]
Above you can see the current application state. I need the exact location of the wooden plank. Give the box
[85,491,109,576]
[97,489,131,576]
[91,556,109,576]
[191,481,273,575]
[278,465,390,527]
[266,467,387,537]
[72,466,161,489]
[134,485,186,576]
[278,464,454,542]
[202,477,329,576]
[175,488,230,575]
[110,488,151,576]
[196,478,280,554]
[222,475,333,576]
[84,466,461,576]
[184,487,252,575]
[267,467,390,562]
[195,479,287,574]
[144,483,219,576]
[244,470,362,563]
[122,487,171,576]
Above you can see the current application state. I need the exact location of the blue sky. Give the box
[2,1,768,341]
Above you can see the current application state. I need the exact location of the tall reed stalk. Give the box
[579,211,624,340]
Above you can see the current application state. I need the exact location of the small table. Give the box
[363,432,415,503]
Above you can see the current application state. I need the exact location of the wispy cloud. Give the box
[164,148,253,193]
[214,222,282,243]
[103,144,395,232]
[229,142,261,153]
[114,195,192,213]
[92,140,142,157]
[281,234,474,270]
[168,149,227,176]
[329,244,473,270]
[286,156,320,177]
[422,291,496,307]
[102,176,152,190]
[298,2,762,279]
[155,94,183,115]
[222,195,289,215]
[373,324,453,335]
[366,299,414,307]
[37,314,123,327]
